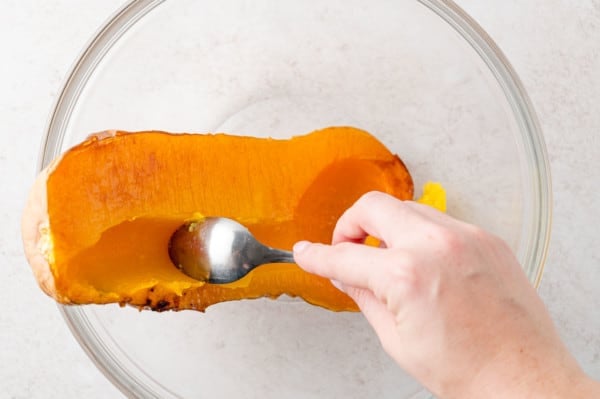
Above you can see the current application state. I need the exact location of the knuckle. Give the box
[464,223,507,251]
[357,191,389,209]
[331,241,356,257]
[430,225,465,255]
[346,286,370,306]
[465,223,488,242]
[372,252,420,304]
[361,190,386,202]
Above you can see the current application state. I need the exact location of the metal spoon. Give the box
[168,217,295,283]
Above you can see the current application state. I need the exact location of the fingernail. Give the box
[331,279,345,292]
[293,240,311,253]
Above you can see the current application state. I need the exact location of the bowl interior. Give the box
[43,0,550,398]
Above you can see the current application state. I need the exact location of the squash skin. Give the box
[22,127,414,312]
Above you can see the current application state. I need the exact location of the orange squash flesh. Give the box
[27,127,416,311]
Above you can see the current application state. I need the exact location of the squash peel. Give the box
[22,127,444,312]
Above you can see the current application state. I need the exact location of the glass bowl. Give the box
[40,0,551,398]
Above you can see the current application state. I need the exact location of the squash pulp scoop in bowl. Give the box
[22,126,443,312]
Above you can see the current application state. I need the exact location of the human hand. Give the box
[293,192,598,399]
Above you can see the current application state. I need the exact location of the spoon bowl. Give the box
[168,217,295,284]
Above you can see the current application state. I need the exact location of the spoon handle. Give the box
[262,247,295,264]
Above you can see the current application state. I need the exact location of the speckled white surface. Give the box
[1,1,599,397]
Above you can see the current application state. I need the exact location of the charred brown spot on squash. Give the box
[155,300,170,311]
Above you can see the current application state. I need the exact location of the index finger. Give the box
[293,241,388,290]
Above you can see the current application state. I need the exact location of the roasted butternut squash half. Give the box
[22,127,442,312]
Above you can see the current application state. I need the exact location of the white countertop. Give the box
[1,1,598,397]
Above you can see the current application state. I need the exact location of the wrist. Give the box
[458,341,586,399]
